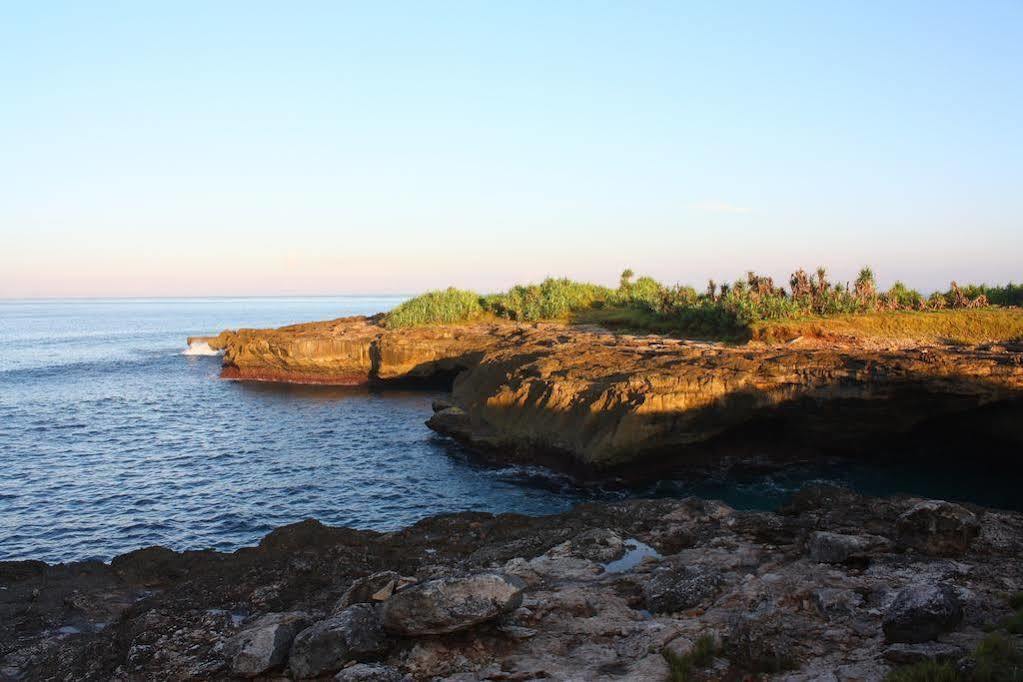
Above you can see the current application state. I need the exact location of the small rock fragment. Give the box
[336,571,413,612]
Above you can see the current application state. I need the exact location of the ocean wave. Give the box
[181,341,221,356]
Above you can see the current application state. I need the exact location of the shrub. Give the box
[385,288,484,328]
[487,278,615,321]
[885,281,926,310]
[949,283,1023,308]
[662,634,718,682]
[971,632,1023,681]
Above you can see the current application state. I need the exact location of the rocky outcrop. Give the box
[208,316,501,385]
[200,317,1023,473]
[6,487,1023,681]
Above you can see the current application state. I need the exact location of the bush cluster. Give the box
[384,268,1012,333]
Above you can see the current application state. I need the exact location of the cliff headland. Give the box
[204,311,1023,478]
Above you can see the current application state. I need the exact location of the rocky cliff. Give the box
[206,318,1023,474]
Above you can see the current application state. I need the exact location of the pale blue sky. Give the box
[2,1,1020,297]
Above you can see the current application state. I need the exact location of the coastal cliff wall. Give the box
[204,318,1023,472]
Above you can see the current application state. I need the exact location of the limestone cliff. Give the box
[204,318,1023,472]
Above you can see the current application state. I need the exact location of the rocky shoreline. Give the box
[4,317,1022,680]
[204,316,1023,477]
[3,486,1022,680]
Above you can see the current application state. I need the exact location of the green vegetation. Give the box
[753,308,1023,345]
[946,283,1023,308]
[383,267,1023,343]
[973,633,1023,681]
[662,634,718,681]
[385,288,487,328]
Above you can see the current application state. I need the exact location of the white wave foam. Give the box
[181,341,222,356]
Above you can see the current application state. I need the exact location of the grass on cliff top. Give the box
[386,288,492,328]
[752,308,1023,345]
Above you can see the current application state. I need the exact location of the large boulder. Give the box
[896,500,980,556]
[227,611,309,678]
[643,563,722,613]
[380,572,525,636]
[883,584,963,643]
[806,531,887,563]
[289,604,389,679]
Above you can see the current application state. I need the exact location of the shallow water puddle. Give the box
[602,538,661,573]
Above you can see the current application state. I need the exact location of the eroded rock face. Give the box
[896,500,981,556]
[883,584,964,643]
[204,317,1023,472]
[227,611,308,677]
[379,572,525,636]
[210,317,500,385]
[289,604,389,679]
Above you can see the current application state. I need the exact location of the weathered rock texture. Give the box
[3,487,1022,680]
[205,318,1023,472]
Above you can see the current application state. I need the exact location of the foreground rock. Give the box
[227,611,308,677]
[4,486,1023,680]
[883,583,964,644]
[380,572,525,635]
[289,604,389,678]
[202,317,1023,474]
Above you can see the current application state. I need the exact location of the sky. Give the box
[1,1,1020,298]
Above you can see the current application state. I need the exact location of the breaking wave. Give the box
[181,341,221,356]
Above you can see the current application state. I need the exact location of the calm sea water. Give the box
[1,297,1019,563]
